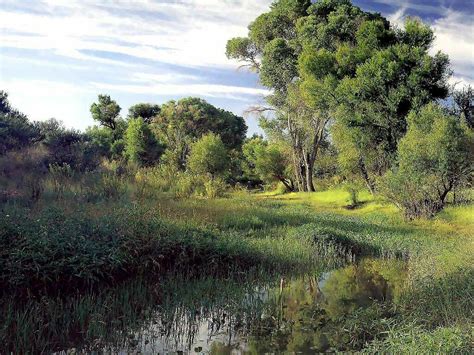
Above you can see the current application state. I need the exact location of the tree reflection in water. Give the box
[113,258,407,354]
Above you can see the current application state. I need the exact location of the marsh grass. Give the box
[0,180,472,353]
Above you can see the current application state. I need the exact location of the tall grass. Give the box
[0,175,472,353]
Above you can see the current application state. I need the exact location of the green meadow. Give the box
[1,186,472,353]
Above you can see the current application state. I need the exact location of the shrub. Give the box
[173,172,196,198]
[0,145,48,201]
[381,104,473,219]
[188,133,229,178]
[124,118,163,167]
[204,177,227,198]
[343,180,364,208]
[48,163,74,200]
[253,143,294,192]
[100,173,126,199]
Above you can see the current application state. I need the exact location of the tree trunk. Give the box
[304,153,315,192]
[279,177,294,192]
[358,157,375,194]
[292,150,304,192]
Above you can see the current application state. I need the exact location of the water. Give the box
[75,257,407,354]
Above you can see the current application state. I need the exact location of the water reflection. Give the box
[112,258,407,354]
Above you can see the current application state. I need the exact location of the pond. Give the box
[0,258,407,354]
[1,258,407,353]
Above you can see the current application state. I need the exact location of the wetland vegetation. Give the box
[1,0,473,353]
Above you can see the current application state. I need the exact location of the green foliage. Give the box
[398,17,434,49]
[381,103,473,219]
[187,133,229,178]
[452,84,473,129]
[344,183,359,207]
[242,135,267,181]
[225,37,260,70]
[0,91,39,154]
[152,97,246,171]
[364,325,472,354]
[100,173,126,199]
[253,142,294,191]
[48,163,74,200]
[173,172,196,198]
[127,103,160,123]
[260,38,298,93]
[204,177,227,198]
[90,94,121,130]
[124,118,163,167]
[36,119,101,171]
[333,40,450,187]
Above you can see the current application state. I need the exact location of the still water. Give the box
[85,258,407,354]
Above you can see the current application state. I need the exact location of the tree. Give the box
[254,142,294,191]
[381,103,473,219]
[0,90,39,154]
[86,119,128,159]
[124,118,163,167]
[243,138,294,191]
[90,94,121,130]
[452,85,473,129]
[152,97,247,170]
[228,1,451,193]
[242,135,267,182]
[331,18,450,191]
[226,0,367,191]
[128,103,160,124]
[187,133,229,178]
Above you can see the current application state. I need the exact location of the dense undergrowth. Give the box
[0,186,473,353]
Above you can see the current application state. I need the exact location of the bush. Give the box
[381,104,473,219]
[188,133,229,178]
[124,118,163,167]
[204,177,227,198]
[343,180,364,208]
[100,173,126,199]
[48,163,74,200]
[0,145,48,201]
[173,172,196,198]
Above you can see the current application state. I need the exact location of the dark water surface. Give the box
[43,257,407,354]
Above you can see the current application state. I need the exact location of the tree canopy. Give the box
[90,95,121,130]
[227,0,451,193]
[152,97,247,169]
[188,133,229,178]
[128,103,161,124]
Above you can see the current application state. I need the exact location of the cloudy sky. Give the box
[0,0,472,134]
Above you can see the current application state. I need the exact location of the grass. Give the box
[0,183,472,352]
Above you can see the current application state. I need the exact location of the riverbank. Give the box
[1,188,472,352]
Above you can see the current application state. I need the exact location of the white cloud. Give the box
[431,10,474,80]
[0,0,272,69]
[90,81,270,100]
[388,7,407,29]
[0,0,273,131]
[449,75,474,88]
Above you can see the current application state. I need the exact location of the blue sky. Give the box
[0,0,472,135]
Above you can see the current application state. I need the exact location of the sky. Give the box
[0,0,472,135]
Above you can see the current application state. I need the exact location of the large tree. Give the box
[331,19,450,192]
[152,97,247,170]
[227,0,451,193]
